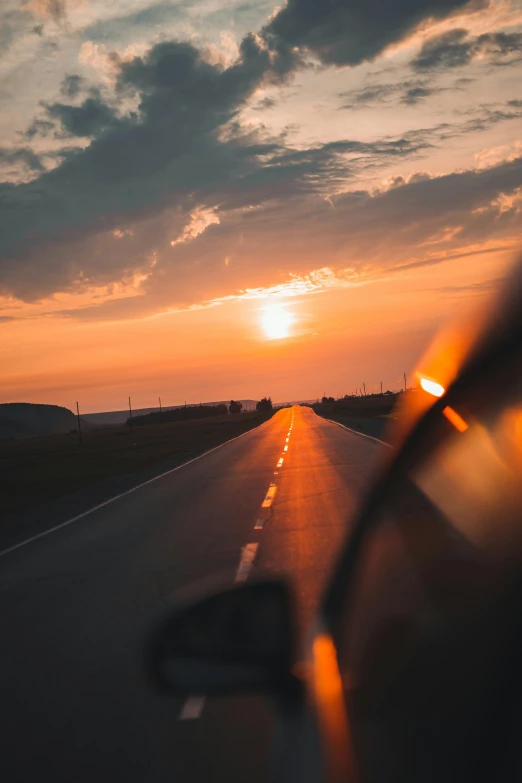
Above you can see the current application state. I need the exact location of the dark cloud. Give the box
[412,27,522,70]
[61,74,86,98]
[32,23,44,36]
[401,85,436,104]
[339,79,446,109]
[43,94,118,138]
[253,96,277,111]
[0,146,44,172]
[0,38,296,297]
[24,118,55,138]
[261,0,484,67]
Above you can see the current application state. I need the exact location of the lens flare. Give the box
[420,377,445,397]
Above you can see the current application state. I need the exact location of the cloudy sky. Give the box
[1,0,521,411]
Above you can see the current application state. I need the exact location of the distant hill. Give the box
[82,400,259,426]
[0,403,79,441]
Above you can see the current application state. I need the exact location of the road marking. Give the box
[179,695,205,721]
[283,444,288,452]
[277,458,284,467]
[254,519,265,530]
[285,437,289,443]
[0,416,276,560]
[235,542,259,582]
[261,483,277,508]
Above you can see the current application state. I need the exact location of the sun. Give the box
[262,304,292,339]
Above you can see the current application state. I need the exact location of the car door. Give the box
[310,263,522,783]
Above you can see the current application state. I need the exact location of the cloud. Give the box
[2,57,522,303]
[170,208,221,246]
[253,96,277,111]
[261,0,485,67]
[339,78,449,109]
[0,0,517,311]
[61,74,86,98]
[23,0,66,24]
[435,277,505,295]
[0,146,44,183]
[42,93,118,138]
[412,27,522,70]
[0,7,34,57]
[10,151,521,324]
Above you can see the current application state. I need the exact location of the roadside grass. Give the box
[0,412,273,517]
[312,400,399,442]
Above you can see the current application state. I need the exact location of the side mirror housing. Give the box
[147,579,300,698]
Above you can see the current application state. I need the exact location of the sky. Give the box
[1,0,521,412]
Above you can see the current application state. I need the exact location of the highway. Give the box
[0,406,384,783]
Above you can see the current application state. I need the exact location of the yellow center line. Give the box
[261,483,278,508]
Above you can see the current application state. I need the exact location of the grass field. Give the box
[312,396,402,442]
[0,411,273,517]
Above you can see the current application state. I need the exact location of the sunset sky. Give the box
[1,0,521,412]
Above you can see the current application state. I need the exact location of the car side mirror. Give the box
[147,579,300,698]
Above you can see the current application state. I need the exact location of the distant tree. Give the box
[322,396,335,404]
[256,397,273,413]
[229,399,243,414]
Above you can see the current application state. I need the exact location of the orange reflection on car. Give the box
[443,405,469,433]
[312,633,357,782]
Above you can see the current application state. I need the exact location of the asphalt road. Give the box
[0,406,384,783]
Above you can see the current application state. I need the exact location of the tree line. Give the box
[126,397,273,427]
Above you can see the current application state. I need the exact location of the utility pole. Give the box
[128,396,133,431]
[76,401,82,445]
[363,383,366,397]
[404,373,407,392]
[380,381,383,395]
[159,396,162,424]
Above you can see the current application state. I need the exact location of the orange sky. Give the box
[1,244,515,412]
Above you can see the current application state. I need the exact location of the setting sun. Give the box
[262,304,292,339]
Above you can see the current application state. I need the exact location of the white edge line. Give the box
[0,416,275,560]
[235,542,259,583]
[319,413,394,449]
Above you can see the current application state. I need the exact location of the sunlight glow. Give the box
[262,304,292,339]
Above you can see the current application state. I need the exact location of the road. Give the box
[0,406,384,783]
